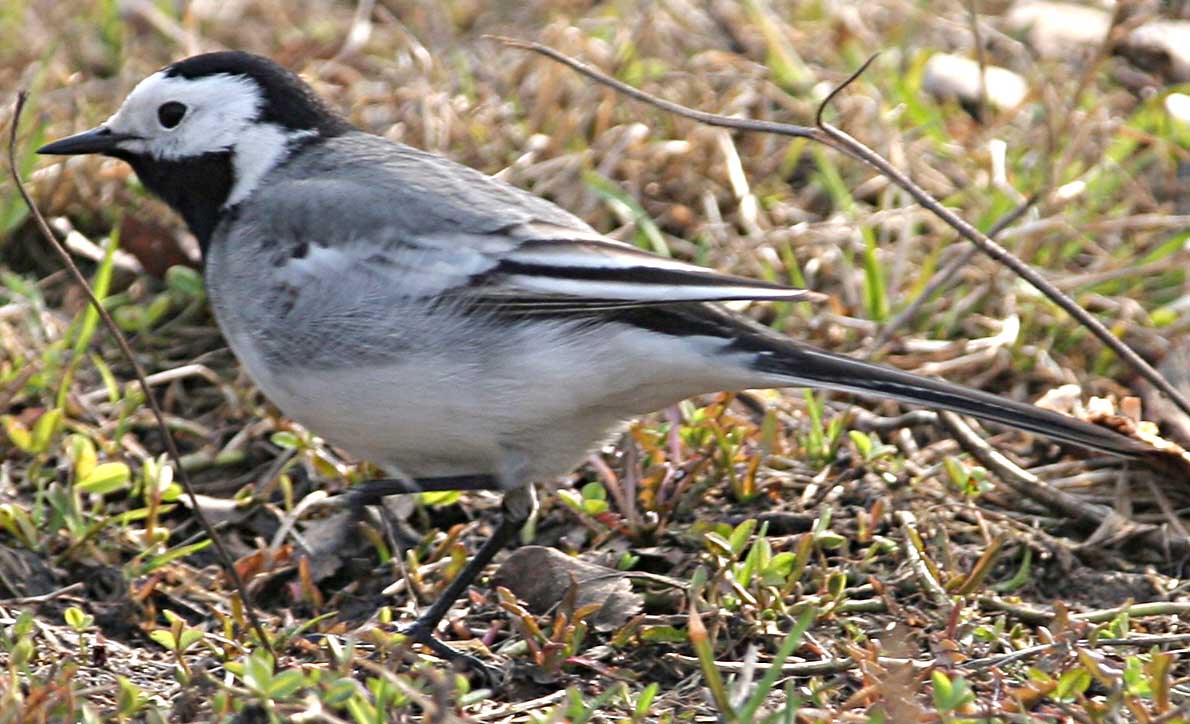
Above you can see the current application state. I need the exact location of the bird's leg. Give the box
[349,473,505,506]
[349,476,506,554]
[396,485,537,673]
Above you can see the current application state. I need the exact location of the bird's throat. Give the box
[121,150,235,252]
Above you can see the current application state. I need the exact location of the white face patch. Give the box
[106,72,264,159]
[105,70,311,206]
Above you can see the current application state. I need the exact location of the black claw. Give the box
[397,621,502,684]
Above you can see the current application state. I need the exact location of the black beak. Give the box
[37,126,137,155]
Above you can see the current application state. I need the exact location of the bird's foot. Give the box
[397,619,503,686]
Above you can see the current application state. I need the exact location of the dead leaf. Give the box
[118,215,197,278]
[492,546,642,631]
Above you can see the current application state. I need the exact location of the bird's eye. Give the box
[157,101,187,129]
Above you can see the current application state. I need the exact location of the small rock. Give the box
[1007,1,1111,58]
[1122,21,1190,83]
[1167,93,1190,124]
[922,53,1029,111]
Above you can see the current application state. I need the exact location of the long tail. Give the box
[745,333,1149,459]
[612,302,1149,459]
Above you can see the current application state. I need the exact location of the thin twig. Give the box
[813,80,1188,421]
[1071,600,1190,624]
[493,37,1190,421]
[6,92,274,655]
[964,633,1190,671]
[0,582,85,606]
[871,194,1037,351]
[665,652,866,676]
[965,0,989,124]
[963,643,1054,671]
[896,510,951,608]
[939,411,1190,557]
[980,595,1190,627]
[1094,633,1190,646]
[492,35,817,141]
[1050,4,1132,189]
[815,53,880,128]
[474,691,569,720]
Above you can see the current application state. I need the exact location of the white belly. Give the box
[218,316,755,484]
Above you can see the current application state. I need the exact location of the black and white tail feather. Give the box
[747,329,1145,458]
[603,300,1147,460]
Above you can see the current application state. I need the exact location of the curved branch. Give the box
[6,92,275,655]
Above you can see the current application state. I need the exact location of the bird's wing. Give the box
[267,220,818,313]
[461,226,820,311]
[249,142,819,312]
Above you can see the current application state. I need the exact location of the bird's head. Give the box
[38,52,350,244]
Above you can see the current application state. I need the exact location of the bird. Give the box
[38,51,1148,672]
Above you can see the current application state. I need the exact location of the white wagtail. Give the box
[39,51,1148,668]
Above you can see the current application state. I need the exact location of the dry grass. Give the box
[2,0,1189,721]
